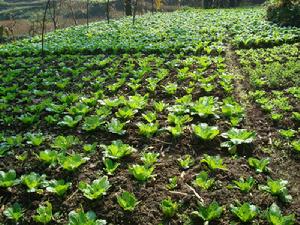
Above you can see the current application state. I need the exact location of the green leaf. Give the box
[67,209,107,225]
[129,164,154,182]
[82,115,105,131]
[248,157,270,173]
[58,154,89,171]
[79,176,111,200]
[3,203,23,222]
[117,191,139,211]
[266,203,295,225]
[106,118,126,135]
[201,154,227,171]
[193,171,215,190]
[193,123,220,141]
[192,201,223,222]
[160,198,178,218]
[101,140,136,160]
[46,179,71,197]
[230,202,258,222]
[103,158,120,175]
[33,201,53,224]
[259,179,292,203]
[0,169,20,188]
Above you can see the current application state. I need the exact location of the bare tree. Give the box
[48,0,61,30]
[42,0,52,56]
[67,0,78,25]
[124,0,132,15]
[132,0,138,24]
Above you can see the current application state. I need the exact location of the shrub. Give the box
[266,0,300,27]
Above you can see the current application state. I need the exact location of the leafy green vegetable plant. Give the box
[58,115,82,128]
[193,123,220,141]
[46,179,71,197]
[51,135,79,151]
[291,140,300,152]
[228,177,255,193]
[166,176,178,190]
[21,172,47,193]
[230,202,258,223]
[82,115,105,131]
[266,203,295,225]
[141,152,159,167]
[221,128,256,154]
[107,118,126,135]
[160,198,179,218]
[178,154,194,170]
[129,164,154,182]
[201,154,227,171]
[101,140,136,160]
[26,133,44,146]
[3,203,24,222]
[193,171,215,190]
[0,169,20,188]
[279,129,296,139]
[58,154,89,171]
[259,179,292,203]
[192,201,223,223]
[137,122,159,138]
[142,111,157,123]
[115,107,137,120]
[33,201,53,224]
[248,157,270,173]
[67,208,107,225]
[117,191,139,211]
[103,158,120,175]
[79,176,111,200]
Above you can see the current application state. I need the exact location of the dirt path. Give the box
[226,45,300,221]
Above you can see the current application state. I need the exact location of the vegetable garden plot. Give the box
[0,6,300,225]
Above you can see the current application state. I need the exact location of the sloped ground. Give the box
[0,7,299,225]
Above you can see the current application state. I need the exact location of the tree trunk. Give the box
[124,0,132,16]
[106,0,110,23]
[68,0,78,25]
[132,0,137,24]
[42,0,51,56]
[86,0,89,28]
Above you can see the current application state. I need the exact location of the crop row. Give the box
[0,8,300,56]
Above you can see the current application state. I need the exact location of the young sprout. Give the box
[160,198,179,218]
[178,154,194,170]
[3,203,24,222]
[117,191,139,212]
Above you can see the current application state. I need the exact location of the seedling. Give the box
[228,177,255,193]
[117,191,139,211]
[178,154,194,170]
[0,169,20,188]
[192,201,223,223]
[129,164,154,182]
[101,140,136,160]
[201,154,227,171]
[3,203,24,222]
[79,176,111,200]
[259,179,292,203]
[230,202,258,223]
[160,198,179,218]
[103,158,120,175]
[141,152,159,167]
[193,123,220,141]
[248,157,270,173]
[266,203,295,225]
[46,179,71,197]
[67,208,106,225]
[193,171,215,190]
[33,201,53,224]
